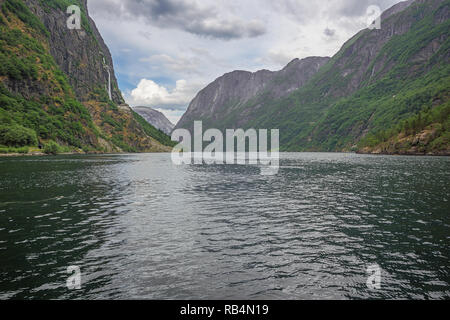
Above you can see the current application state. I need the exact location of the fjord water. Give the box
[0,153,448,300]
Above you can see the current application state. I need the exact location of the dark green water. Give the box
[0,153,449,299]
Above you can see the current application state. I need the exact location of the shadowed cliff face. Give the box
[23,0,124,104]
[175,56,330,131]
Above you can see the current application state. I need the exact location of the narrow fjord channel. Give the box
[0,153,449,299]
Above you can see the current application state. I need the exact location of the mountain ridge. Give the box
[175,56,330,131]
[175,0,449,154]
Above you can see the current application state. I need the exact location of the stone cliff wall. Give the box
[24,0,124,104]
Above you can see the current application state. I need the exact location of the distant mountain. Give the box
[176,0,449,155]
[132,107,174,135]
[0,0,172,153]
[175,56,330,132]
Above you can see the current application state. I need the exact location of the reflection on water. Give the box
[0,153,449,299]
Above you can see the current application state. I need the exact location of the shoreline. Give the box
[356,151,450,157]
[0,150,176,157]
[1,150,449,158]
[0,151,85,157]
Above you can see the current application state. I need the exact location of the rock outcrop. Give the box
[175,0,449,154]
[175,56,330,131]
[0,0,173,152]
[23,0,123,104]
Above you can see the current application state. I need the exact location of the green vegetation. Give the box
[38,0,93,36]
[91,87,113,104]
[216,0,450,153]
[43,140,61,155]
[0,146,29,154]
[0,83,94,149]
[132,111,176,147]
[0,0,173,155]
[2,0,49,36]
[0,20,45,81]
[0,0,97,152]
[0,124,38,146]
[309,63,450,151]
[359,101,450,153]
[111,134,137,153]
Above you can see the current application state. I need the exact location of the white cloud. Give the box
[140,54,201,75]
[128,79,202,109]
[89,0,405,118]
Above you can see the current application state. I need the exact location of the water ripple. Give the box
[0,153,449,299]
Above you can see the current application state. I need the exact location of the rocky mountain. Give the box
[0,0,173,153]
[176,56,330,132]
[133,106,174,135]
[176,0,449,154]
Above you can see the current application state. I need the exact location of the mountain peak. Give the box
[175,0,449,155]
[133,107,175,135]
[175,55,330,131]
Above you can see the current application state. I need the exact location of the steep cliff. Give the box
[24,0,124,104]
[175,56,330,132]
[133,106,174,135]
[0,0,172,153]
[176,0,449,154]
[303,0,449,152]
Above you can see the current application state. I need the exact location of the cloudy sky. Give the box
[88,0,403,124]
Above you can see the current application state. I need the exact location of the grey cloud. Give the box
[88,0,122,16]
[271,0,402,22]
[270,0,318,23]
[90,0,266,39]
[323,27,336,37]
[140,54,203,75]
[185,19,266,40]
[333,0,400,17]
[124,0,208,22]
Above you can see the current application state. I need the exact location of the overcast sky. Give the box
[88,0,404,124]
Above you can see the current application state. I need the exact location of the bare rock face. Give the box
[23,0,124,104]
[133,107,175,135]
[175,0,449,153]
[0,0,172,152]
[176,56,330,131]
[327,0,419,97]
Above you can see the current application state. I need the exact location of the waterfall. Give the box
[102,56,112,101]
[107,67,112,101]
